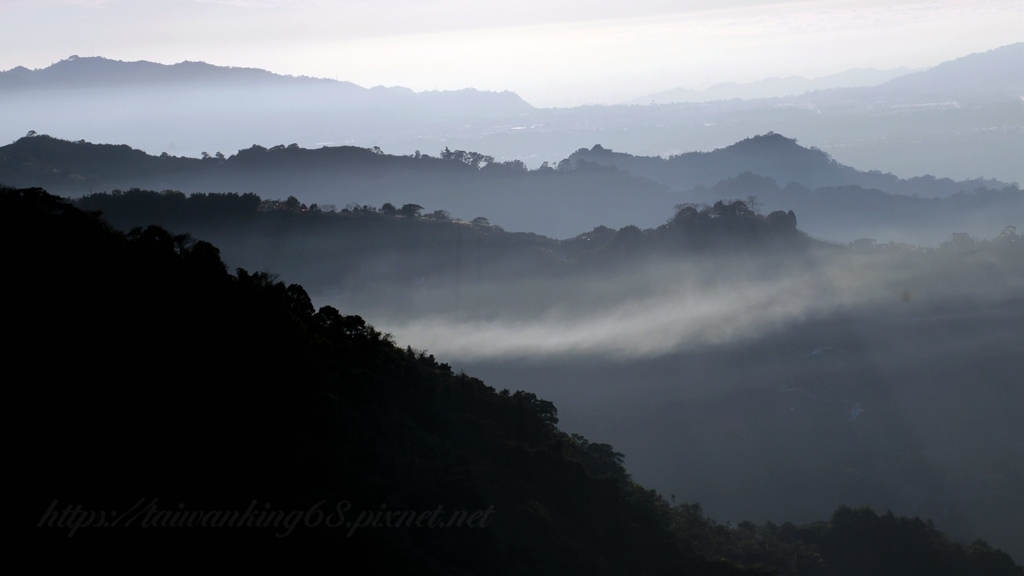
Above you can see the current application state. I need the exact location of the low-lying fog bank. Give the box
[338,240,1024,560]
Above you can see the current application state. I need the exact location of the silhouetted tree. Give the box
[399,203,423,218]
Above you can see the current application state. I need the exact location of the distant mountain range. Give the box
[2,132,1019,244]
[870,42,1024,101]
[1,44,1021,184]
[630,42,1024,105]
[0,55,914,104]
[0,54,531,113]
[627,67,915,104]
[565,133,1012,196]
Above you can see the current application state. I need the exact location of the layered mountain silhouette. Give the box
[13,184,1024,573]
[2,44,1020,183]
[68,187,812,303]
[628,67,915,104]
[565,133,1009,195]
[2,132,1019,244]
[0,54,531,114]
[867,42,1024,102]
[630,42,1023,105]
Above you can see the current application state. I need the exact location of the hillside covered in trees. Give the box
[65,185,1024,561]
[13,185,1021,573]
[71,186,811,307]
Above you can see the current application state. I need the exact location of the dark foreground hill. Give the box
[11,184,740,572]
[10,186,1021,573]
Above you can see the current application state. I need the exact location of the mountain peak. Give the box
[875,42,1024,98]
[0,55,351,90]
[727,132,800,149]
[0,55,533,111]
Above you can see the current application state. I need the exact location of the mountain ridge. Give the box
[9,42,1019,105]
[628,67,916,104]
[0,54,529,103]
[567,133,1013,195]
[868,42,1024,100]
[1,132,1019,244]
[2,45,1019,184]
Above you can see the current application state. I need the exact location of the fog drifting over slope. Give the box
[372,249,990,361]
[363,239,1024,560]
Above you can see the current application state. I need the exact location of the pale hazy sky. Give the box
[1,0,1021,106]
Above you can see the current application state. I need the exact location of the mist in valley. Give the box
[6,8,1023,568]
[85,184,1020,557]
[357,238,1024,558]
[49,137,1023,562]
[373,250,935,360]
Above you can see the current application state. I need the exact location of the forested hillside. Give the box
[71,187,810,304]
[12,186,1021,573]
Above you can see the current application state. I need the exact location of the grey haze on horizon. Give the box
[1,0,1021,108]
[3,42,1021,187]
